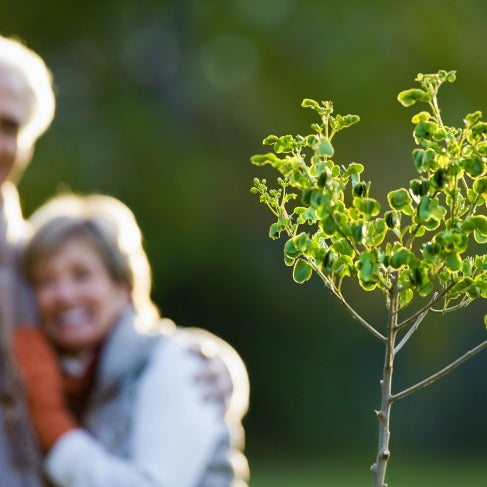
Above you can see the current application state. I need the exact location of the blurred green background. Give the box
[4,0,487,483]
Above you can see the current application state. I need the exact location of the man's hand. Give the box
[176,327,249,421]
[191,343,233,405]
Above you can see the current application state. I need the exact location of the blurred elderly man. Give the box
[0,33,55,486]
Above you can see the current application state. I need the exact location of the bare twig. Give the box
[393,293,437,355]
[391,338,487,402]
[395,283,454,330]
[314,267,387,342]
[430,298,472,314]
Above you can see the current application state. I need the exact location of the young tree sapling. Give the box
[251,70,487,486]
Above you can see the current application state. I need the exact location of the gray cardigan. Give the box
[45,308,248,486]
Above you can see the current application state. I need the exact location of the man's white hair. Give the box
[0,34,55,149]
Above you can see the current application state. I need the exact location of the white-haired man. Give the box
[0,33,55,486]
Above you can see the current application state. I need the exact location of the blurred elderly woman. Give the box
[14,192,249,487]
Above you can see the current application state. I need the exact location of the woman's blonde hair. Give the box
[23,193,160,327]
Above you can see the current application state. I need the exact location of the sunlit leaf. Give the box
[317,138,334,157]
[293,259,313,283]
[397,88,428,107]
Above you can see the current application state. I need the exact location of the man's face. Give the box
[0,66,30,186]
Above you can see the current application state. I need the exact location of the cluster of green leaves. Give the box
[251,70,487,312]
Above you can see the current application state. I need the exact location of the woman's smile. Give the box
[33,237,130,354]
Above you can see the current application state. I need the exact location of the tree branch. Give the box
[430,298,472,314]
[314,267,386,342]
[395,283,454,330]
[391,338,487,401]
[393,295,435,355]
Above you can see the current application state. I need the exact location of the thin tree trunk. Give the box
[371,279,399,487]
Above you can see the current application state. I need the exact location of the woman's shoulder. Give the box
[149,327,207,379]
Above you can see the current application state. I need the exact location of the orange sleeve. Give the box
[13,327,78,452]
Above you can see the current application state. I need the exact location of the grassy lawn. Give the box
[249,456,486,486]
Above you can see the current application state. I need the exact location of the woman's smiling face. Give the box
[33,236,130,354]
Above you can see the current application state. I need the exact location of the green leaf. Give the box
[310,190,327,208]
[294,232,310,252]
[251,153,279,166]
[411,111,431,124]
[320,214,336,235]
[414,121,438,140]
[358,252,378,281]
[390,248,413,269]
[473,177,487,198]
[384,210,400,229]
[399,288,414,308]
[461,157,486,178]
[284,254,296,267]
[462,258,473,275]
[410,178,429,196]
[411,225,426,237]
[448,277,474,298]
[475,278,487,298]
[358,279,378,291]
[418,196,446,222]
[322,249,335,270]
[465,111,482,126]
[474,230,487,243]
[418,197,431,221]
[344,163,364,176]
[461,215,487,236]
[269,223,281,240]
[422,218,440,230]
[301,98,320,110]
[262,135,279,145]
[284,239,301,259]
[293,259,313,283]
[303,207,318,223]
[332,255,354,277]
[352,222,366,243]
[353,197,380,218]
[331,239,355,258]
[418,280,434,297]
[434,230,468,253]
[445,70,457,82]
[368,219,387,246]
[412,148,436,171]
[431,169,447,189]
[274,135,294,153]
[317,138,334,157]
[342,114,360,127]
[423,242,442,263]
[472,122,487,138]
[317,172,328,188]
[352,181,368,197]
[445,252,462,271]
[397,88,428,107]
[306,134,319,148]
[387,188,412,212]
